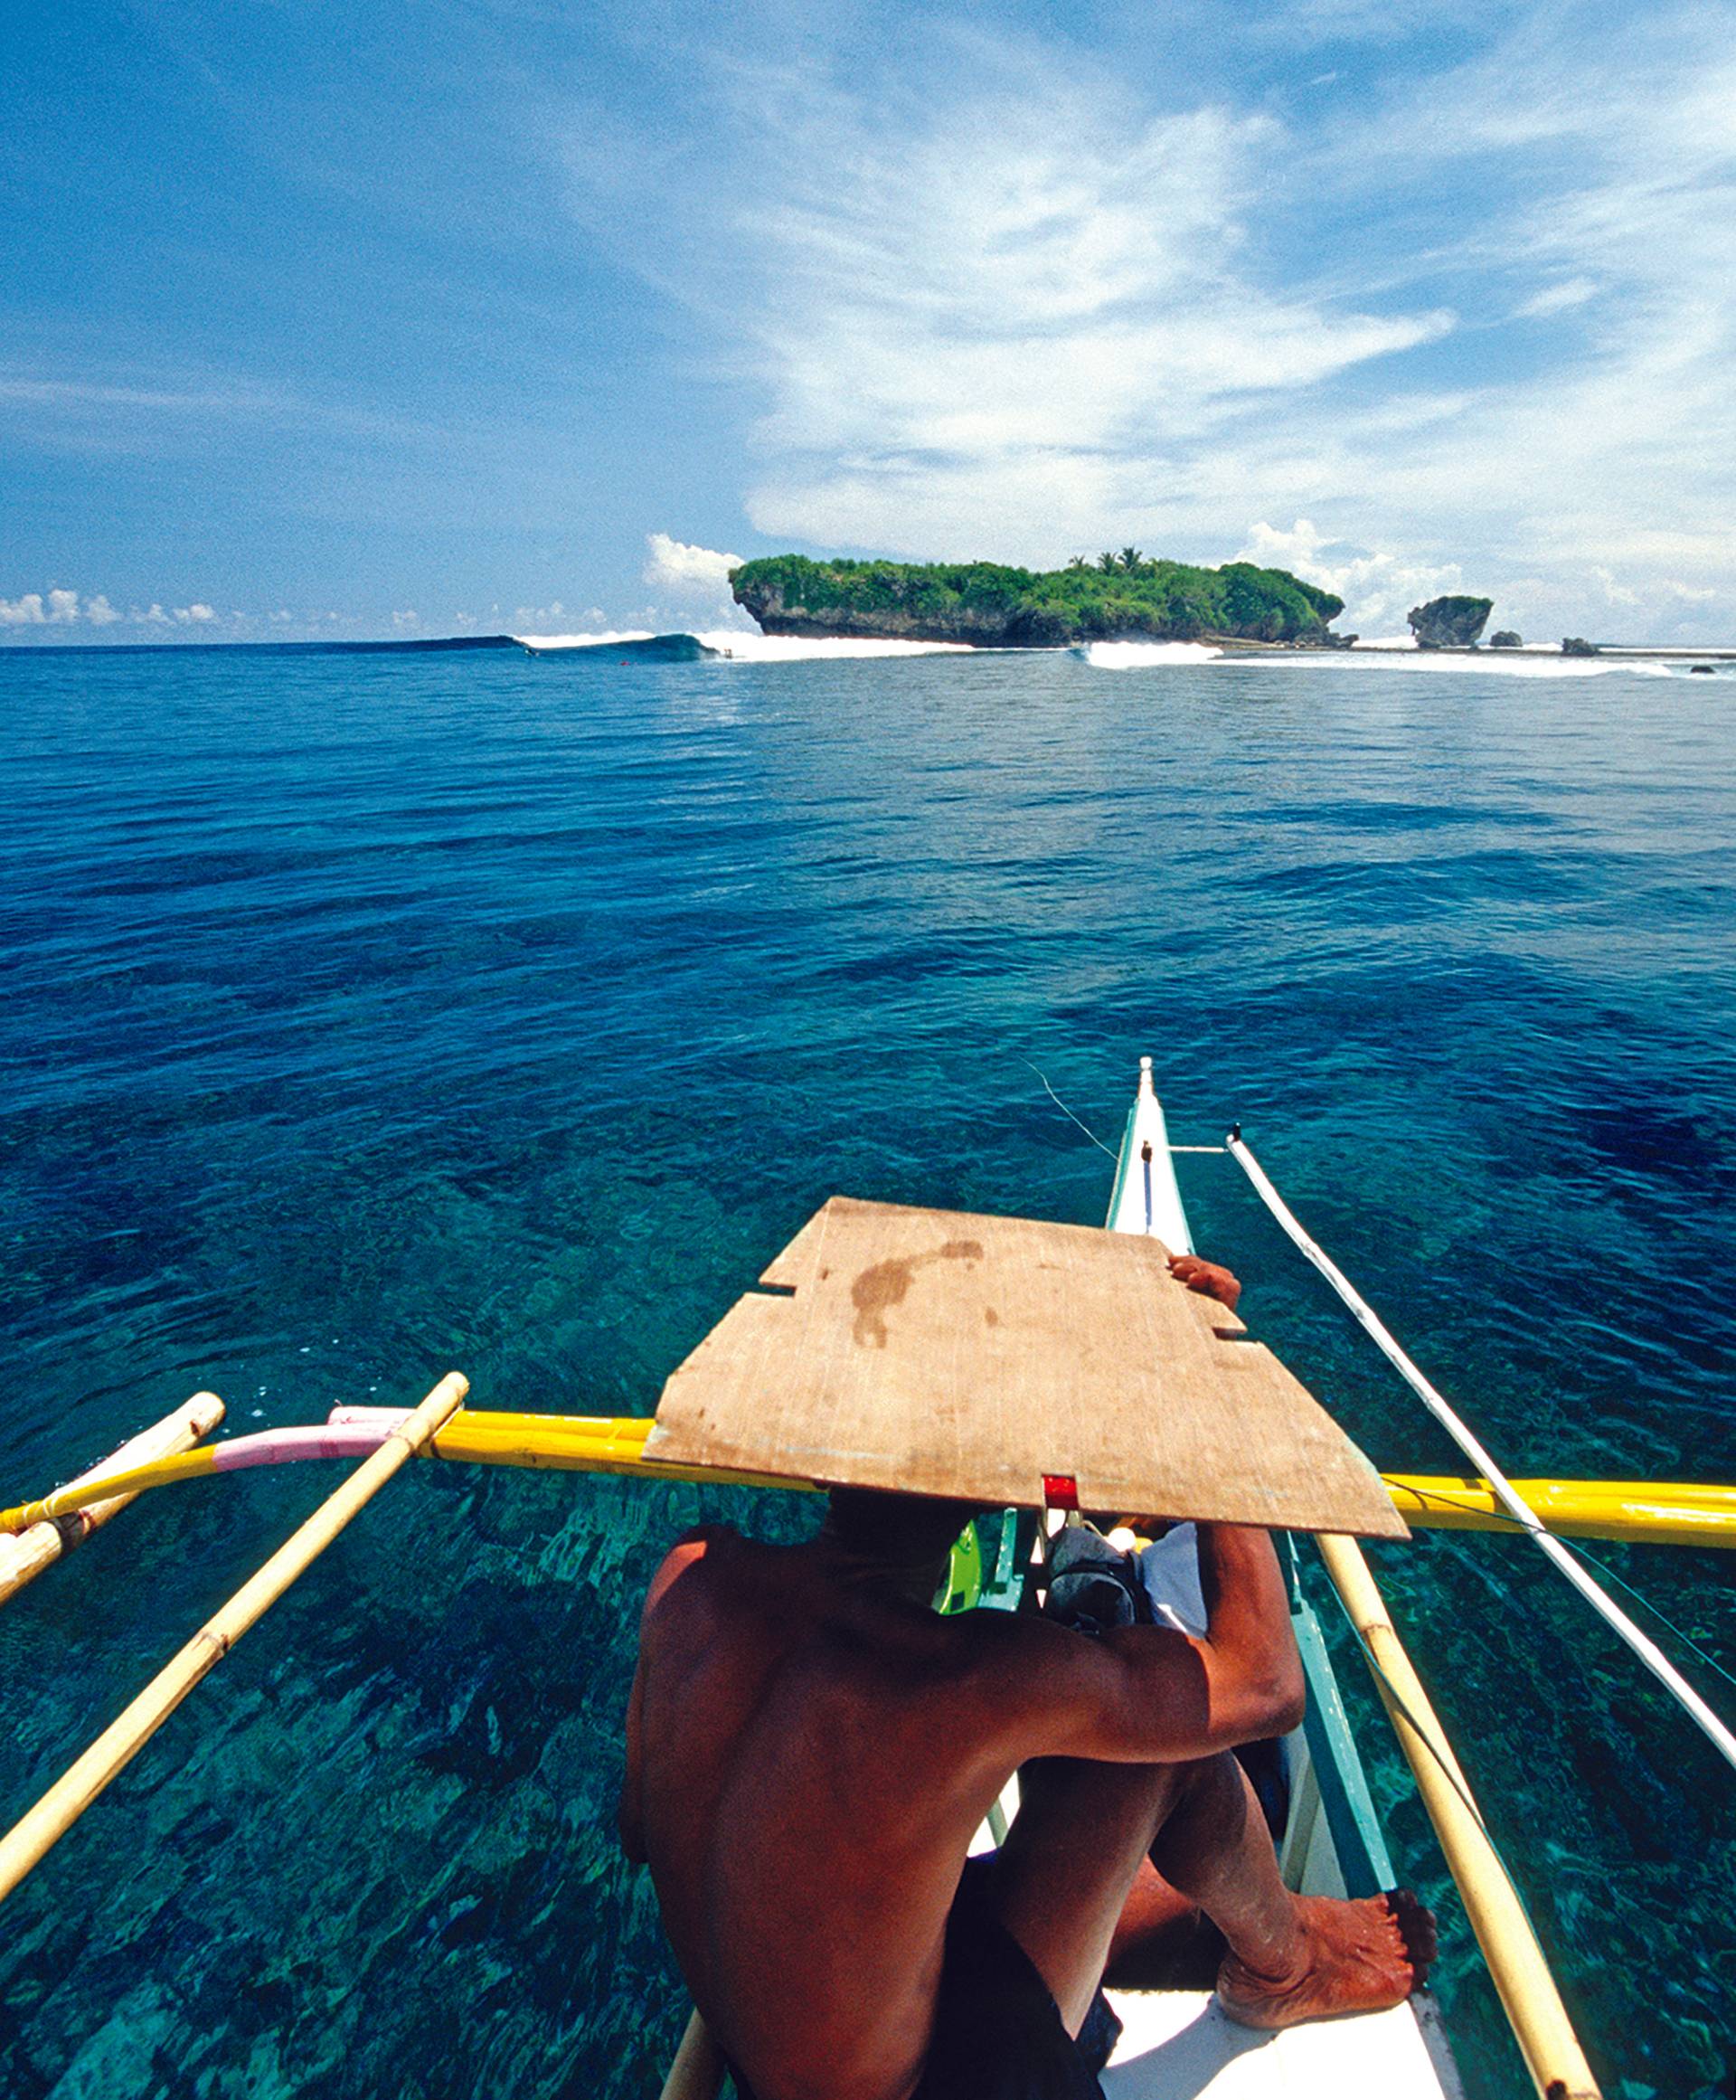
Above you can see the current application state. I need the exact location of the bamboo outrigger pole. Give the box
[658,2010,725,2100]
[1229,1131,1736,1774]
[1317,1532,1600,2100]
[0,1372,467,1909]
[0,1393,224,1607]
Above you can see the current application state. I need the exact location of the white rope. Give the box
[1227,1130,1736,1777]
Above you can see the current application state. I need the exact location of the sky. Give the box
[3,0,1733,645]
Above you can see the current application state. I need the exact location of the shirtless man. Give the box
[620,1253,1433,2100]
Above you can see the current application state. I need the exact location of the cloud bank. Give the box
[569,4,1736,641]
[643,533,744,597]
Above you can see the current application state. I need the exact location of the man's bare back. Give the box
[622,1493,1434,2100]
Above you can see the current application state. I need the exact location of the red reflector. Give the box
[1043,1474,1080,1510]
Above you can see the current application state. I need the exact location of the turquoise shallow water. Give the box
[1,642,1731,2099]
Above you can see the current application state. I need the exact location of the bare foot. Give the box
[1215,1892,1436,2029]
[1167,1253,1242,1312]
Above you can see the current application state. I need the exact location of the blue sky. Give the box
[4,0,1732,643]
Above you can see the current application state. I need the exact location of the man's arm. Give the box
[616,1527,727,1864]
[618,1656,648,1863]
[990,1525,1304,1766]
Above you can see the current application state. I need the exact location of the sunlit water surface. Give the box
[1,643,1731,2100]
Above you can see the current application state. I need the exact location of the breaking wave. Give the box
[517,629,1716,678]
[514,629,977,663]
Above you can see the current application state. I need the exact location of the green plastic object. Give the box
[938,1510,1029,1614]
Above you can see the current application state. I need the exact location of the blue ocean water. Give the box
[1,640,1731,2099]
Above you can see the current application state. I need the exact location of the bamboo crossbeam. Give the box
[0,1394,225,1607]
[658,2010,724,2100]
[0,1373,467,1909]
[11,1414,1733,1550]
[0,1414,807,1534]
[1383,1474,1736,1551]
[1316,1532,1600,2100]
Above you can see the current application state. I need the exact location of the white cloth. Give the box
[1137,1523,1208,1637]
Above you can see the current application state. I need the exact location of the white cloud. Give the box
[569,9,1736,639]
[175,603,216,623]
[643,533,743,596]
[1514,278,1599,318]
[84,593,118,624]
[1237,520,1465,633]
[392,609,421,629]
[1,586,88,625]
[693,59,1447,558]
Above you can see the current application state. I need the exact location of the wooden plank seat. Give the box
[646,1197,1406,1538]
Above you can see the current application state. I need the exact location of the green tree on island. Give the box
[729,554,1345,648]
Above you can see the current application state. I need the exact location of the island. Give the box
[729,553,1347,648]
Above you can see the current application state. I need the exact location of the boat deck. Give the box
[1104,1991,1461,2098]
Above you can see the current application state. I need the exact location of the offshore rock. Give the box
[1561,637,1599,657]
[1489,630,1524,648]
[1407,595,1494,648]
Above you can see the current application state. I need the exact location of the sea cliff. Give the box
[730,553,1346,648]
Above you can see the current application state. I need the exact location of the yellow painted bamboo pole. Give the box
[0,1372,467,1909]
[14,1417,1733,1548]
[0,1394,225,1607]
[0,1415,808,1534]
[658,2010,725,2100]
[1383,1475,1736,1551]
[1316,1532,1600,2100]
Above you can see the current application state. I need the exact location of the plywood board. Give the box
[646,1197,1407,1538]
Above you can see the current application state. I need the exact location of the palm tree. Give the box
[1097,552,1118,572]
[1119,546,1145,572]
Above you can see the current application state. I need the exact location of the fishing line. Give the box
[1022,1061,1118,1159]
[1386,1479,1736,1704]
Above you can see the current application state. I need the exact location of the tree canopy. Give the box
[731,553,1344,646]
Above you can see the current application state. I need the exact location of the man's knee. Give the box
[1153,1754,1253,1856]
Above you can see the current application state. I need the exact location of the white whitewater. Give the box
[1080,641,1224,668]
[516,629,1703,677]
[691,630,976,661]
[514,630,656,651]
[1088,639,1679,678]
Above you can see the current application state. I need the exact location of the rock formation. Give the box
[1407,596,1494,648]
[1561,637,1599,657]
[1489,630,1523,648]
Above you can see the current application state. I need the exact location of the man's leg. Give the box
[1146,1752,1435,2029]
[988,1755,1194,2035]
[993,1753,1434,2039]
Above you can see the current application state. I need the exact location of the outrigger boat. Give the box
[2,1060,1732,2099]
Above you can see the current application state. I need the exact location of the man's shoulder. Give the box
[642,1523,746,1617]
[928,1600,1096,1689]
[667,1521,742,1554]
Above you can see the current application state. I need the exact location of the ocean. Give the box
[1,638,1731,2099]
